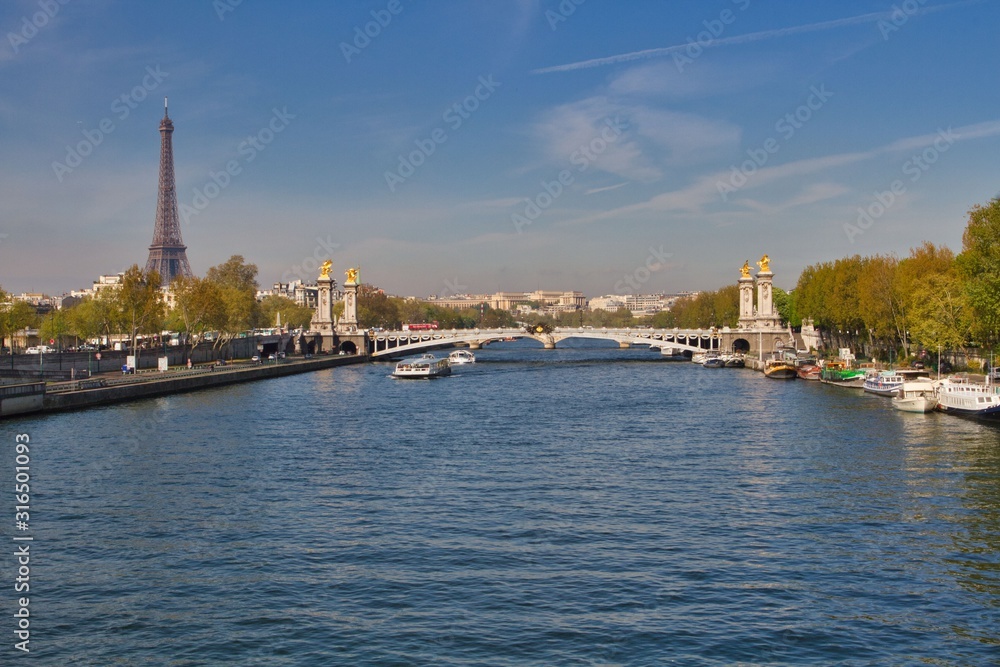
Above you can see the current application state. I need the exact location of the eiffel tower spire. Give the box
[145,97,193,286]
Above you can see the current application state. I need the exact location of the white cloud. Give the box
[531,96,740,184]
[737,182,850,215]
[557,117,1000,226]
[607,60,777,100]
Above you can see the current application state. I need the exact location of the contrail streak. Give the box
[532,1,979,74]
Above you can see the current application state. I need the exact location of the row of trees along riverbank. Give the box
[0,256,314,354]
[790,196,1000,364]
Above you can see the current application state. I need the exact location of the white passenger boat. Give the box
[392,354,451,378]
[660,347,688,361]
[936,377,1000,420]
[448,349,476,365]
[892,379,938,413]
[863,369,930,397]
[723,353,746,368]
[702,351,725,368]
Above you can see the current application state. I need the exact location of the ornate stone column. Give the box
[311,262,335,335]
[737,260,755,329]
[755,254,779,330]
[338,267,360,333]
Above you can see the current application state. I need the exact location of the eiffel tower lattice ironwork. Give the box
[145,97,193,286]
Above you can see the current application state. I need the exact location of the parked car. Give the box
[25,346,41,354]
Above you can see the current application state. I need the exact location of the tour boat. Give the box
[763,358,797,379]
[935,377,1000,420]
[448,349,476,365]
[863,369,931,397]
[892,379,939,413]
[392,354,451,378]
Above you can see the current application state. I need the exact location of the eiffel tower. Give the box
[145,97,193,286]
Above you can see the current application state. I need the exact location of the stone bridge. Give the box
[369,327,735,359]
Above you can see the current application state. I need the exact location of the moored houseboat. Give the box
[936,377,1000,420]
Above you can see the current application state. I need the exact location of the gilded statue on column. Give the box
[319,260,332,279]
[757,254,770,272]
[345,267,359,284]
[740,260,751,278]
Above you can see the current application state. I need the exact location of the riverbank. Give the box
[1,354,367,418]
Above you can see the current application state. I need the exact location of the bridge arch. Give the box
[369,327,720,359]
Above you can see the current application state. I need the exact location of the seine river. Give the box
[4,340,1000,665]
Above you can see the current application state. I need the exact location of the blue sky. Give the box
[2,0,998,298]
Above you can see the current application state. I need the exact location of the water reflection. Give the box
[7,352,1000,664]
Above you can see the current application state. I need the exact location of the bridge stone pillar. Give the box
[468,342,481,350]
[337,267,360,334]
[619,341,631,349]
[311,270,336,351]
[738,273,755,329]
[756,266,778,330]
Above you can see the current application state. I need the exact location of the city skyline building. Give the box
[144,98,193,287]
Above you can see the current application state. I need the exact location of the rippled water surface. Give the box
[4,341,1000,665]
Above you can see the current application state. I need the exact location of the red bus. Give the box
[402,322,439,331]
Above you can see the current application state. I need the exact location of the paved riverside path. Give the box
[4,354,367,418]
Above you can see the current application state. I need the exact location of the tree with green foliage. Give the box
[908,270,971,356]
[772,287,797,327]
[115,265,165,354]
[90,290,120,345]
[582,308,635,328]
[894,242,956,354]
[65,298,106,347]
[258,295,314,330]
[205,255,260,346]
[478,306,518,328]
[38,309,71,349]
[357,284,400,329]
[795,256,868,350]
[0,287,39,351]
[170,275,225,343]
[956,197,1000,350]
[856,254,900,357]
[655,286,738,329]
[794,262,831,329]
